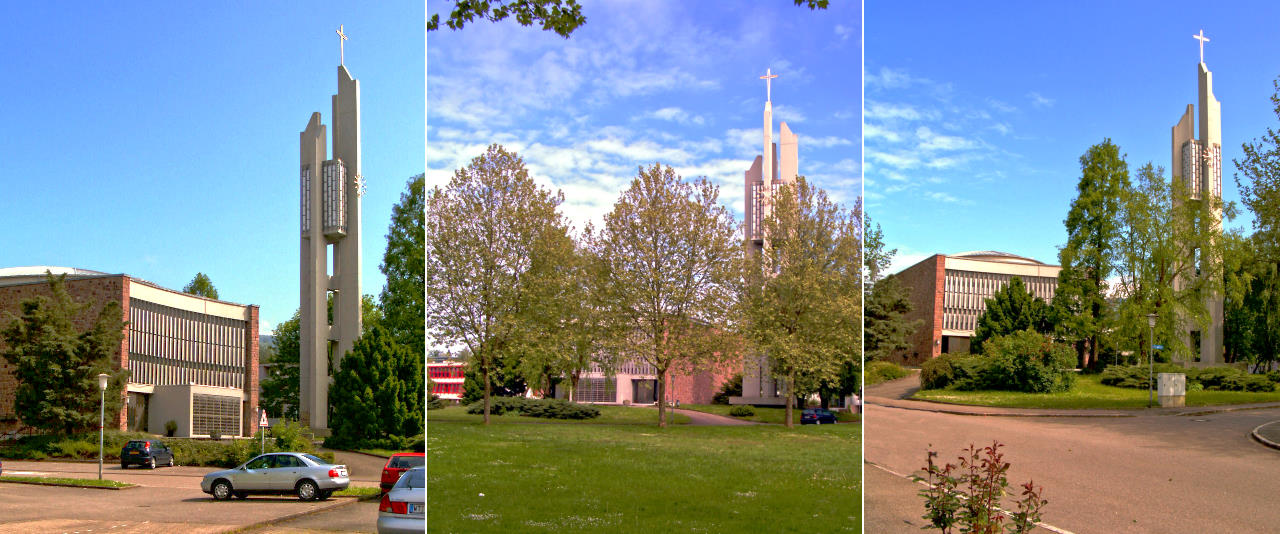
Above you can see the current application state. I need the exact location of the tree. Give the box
[259,311,300,421]
[970,277,1051,355]
[601,164,740,427]
[512,223,621,401]
[427,0,826,38]
[863,209,920,362]
[428,0,587,38]
[739,178,859,427]
[327,325,422,448]
[259,296,381,422]
[427,144,570,424]
[1229,77,1280,369]
[1054,139,1129,369]
[380,174,425,357]
[182,273,218,299]
[0,273,129,435]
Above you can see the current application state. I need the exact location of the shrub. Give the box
[464,397,600,420]
[980,330,1075,393]
[915,441,1047,534]
[920,352,986,390]
[427,395,446,410]
[164,420,178,437]
[270,420,315,452]
[465,396,530,415]
[865,361,910,386]
[712,374,743,405]
[728,405,755,417]
[1100,364,1275,392]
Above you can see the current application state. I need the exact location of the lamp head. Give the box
[1147,313,1158,328]
[97,373,109,391]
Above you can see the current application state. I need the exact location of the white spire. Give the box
[1193,29,1209,64]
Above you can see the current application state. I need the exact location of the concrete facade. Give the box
[0,267,259,437]
[1171,45,1225,365]
[299,64,363,431]
[892,252,1060,365]
[555,360,737,406]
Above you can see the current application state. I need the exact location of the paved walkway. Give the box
[667,407,764,426]
[867,371,1280,418]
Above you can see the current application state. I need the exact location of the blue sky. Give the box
[866,2,1280,274]
[0,3,424,332]
[427,0,860,235]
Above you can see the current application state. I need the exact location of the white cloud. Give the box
[987,98,1016,113]
[1028,91,1055,108]
[834,24,853,42]
[865,101,936,121]
[801,135,854,148]
[915,126,976,152]
[645,106,705,125]
[773,104,807,124]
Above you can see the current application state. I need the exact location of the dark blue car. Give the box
[800,409,838,425]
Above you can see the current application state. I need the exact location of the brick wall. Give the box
[244,305,260,436]
[892,255,944,365]
[0,275,128,431]
[664,358,740,405]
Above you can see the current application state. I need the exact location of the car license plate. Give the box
[409,503,422,514]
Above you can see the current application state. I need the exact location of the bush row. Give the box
[729,405,755,417]
[465,397,601,419]
[0,421,334,468]
[865,361,910,386]
[920,330,1075,394]
[1100,364,1277,392]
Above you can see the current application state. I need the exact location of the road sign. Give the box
[259,409,269,428]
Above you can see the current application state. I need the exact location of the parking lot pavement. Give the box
[246,500,381,533]
[0,461,356,533]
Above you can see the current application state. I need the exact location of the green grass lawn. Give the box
[680,404,860,424]
[427,421,859,532]
[912,374,1280,409]
[427,404,692,425]
[0,475,134,489]
[333,486,382,498]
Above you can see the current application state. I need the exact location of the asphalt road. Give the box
[0,459,374,533]
[866,403,1280,533]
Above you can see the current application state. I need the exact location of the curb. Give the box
[0,478,137,490]
[220,496,360,533]
[871,397,1280,419]
[1251,421,1280,451]
[328,448,393,460]
[869,400,1136,418]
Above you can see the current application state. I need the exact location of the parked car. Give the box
[120,439,175,469]
[800,408,838,425]
[379,452,425,492]
[377,466,424,534]
[201,452,349,501]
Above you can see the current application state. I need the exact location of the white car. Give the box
[377,466,424,533]
[201,452,349,501]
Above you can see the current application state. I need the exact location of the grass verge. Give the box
[0,475,134,489]
[679,404,859,424]
[333,486,382,499]
[428,421,859,532]
[427,405,692,425]
[912,374,1280,409]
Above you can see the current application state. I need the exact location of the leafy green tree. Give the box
[970,277,1051,355]
[601,164,740,427]
[427,144,570,424]
[1054,139,1129,369]
[327,325,422,448]
[0,273,130,435]
[739,178,859,427]
[428,1,827,38]
[259,296,381,422]
[863,210,920,362]
[182,273,218,299]
[1229,77,1280,369]
[380,174,424,357]
[259,311,300,421]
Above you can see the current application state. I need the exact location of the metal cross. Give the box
[336,25,348,65]
[1193,29,1209,63]
[760,68,778,102]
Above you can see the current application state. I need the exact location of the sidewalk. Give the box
[867,371,1280,418]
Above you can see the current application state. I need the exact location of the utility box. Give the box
[1157,373,1186,408]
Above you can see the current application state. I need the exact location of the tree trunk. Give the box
[819,391,830,410]
[784,372,794,428]
[569,373,579,402]
[658,374,668,427]
[482,360,492,426]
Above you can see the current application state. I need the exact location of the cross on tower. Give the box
[1193,29,1209,63]
[760,68,779,103]
[336,25,348,65]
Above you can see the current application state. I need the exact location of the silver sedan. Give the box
[377,466,424,533]
[201,452,349,501]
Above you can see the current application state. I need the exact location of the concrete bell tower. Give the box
[298,28,363,432]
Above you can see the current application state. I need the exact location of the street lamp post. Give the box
[97,373,109,480]
[1147,314,1158,408]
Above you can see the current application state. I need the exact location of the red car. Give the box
[379,453,425,492]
